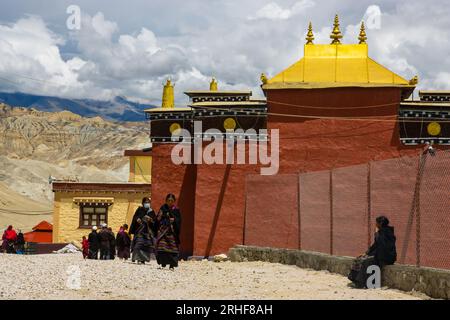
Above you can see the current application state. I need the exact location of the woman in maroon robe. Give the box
[116,224,131,260]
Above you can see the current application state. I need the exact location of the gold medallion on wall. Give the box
[169,122,181,135]
[427,122,441,136]
[223,118,237,130]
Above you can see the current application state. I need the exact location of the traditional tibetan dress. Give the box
[131,217,155,264]
[155,204,181,268]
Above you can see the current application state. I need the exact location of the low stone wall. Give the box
[228,245,450,299]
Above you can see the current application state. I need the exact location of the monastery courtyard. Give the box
[0,253,430,300]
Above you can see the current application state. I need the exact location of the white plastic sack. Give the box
[53,243,81,254]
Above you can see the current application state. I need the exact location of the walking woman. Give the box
[155,194,181,270]
[130,197,156,259]
[132,215,155,264]
[116,224,131,260]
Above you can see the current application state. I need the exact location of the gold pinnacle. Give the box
[358,21,367,44]
[330,14,343,45]
[306,22,314,45]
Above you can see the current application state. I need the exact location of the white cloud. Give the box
[1,0,450,105]
[91,12,118,40]
[0,15,110,99]
[248,0,315,20]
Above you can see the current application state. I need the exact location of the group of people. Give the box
[83,193,181,270]
[83,224,127,260]
[1,225,25,254]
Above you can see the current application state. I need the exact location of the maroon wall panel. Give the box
[244,174,299,249]
[332,164,369,257]
[299,170,331,253]
[420,152,450,269]
[370,156,418,265]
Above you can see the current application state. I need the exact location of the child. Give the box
[82,236,89,259]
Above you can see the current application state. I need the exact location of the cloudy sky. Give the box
[0,0,449,105]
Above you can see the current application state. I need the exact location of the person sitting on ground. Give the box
[348,215,397,288]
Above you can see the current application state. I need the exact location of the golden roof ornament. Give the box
[330,14,343,45]
[358,21,367,44]
[306,22,314,45]
[260,73,268,85]
[210,77,218,91]
[162,78,174,109]
[409,75,419,85]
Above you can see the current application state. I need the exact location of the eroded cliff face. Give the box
[0,103,149,169]
[0,103,150,204]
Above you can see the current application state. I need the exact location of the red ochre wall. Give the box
[151,144,197,259]
[152,143,264,257]
[266,87,421,174]
[152,87,425,257]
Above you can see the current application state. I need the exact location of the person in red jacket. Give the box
[2,225,17,254]
[81,236,89,259]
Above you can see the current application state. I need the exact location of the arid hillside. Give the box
[0,181,52,231]
[0,103,150,230]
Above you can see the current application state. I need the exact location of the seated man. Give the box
[348,216,397,288]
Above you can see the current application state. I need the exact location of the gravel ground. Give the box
[0,253,430,300]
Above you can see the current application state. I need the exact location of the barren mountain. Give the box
[0,103,150,230]
[0,181,52,232]
[0,92,156,122]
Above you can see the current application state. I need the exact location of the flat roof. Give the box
[184,91,252,98]
[419,91,450,95]
[144,107,192,113]
[52,182,151,193]
[400,102,450,107]
[190,101,267,107]
[124,149,152,156]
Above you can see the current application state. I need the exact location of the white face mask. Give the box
[143,203,151,210]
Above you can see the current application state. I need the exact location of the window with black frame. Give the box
[79,205,108,228]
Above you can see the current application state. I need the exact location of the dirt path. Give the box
[0,253,429,300]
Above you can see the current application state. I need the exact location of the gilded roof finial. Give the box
[409,75,419,85]
[330,14,343,45]
[358,21,367,44]
[162,78,174,109]
[261,73,268,85]
[306,22,314,45]
[210,77,218,91]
